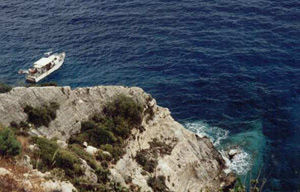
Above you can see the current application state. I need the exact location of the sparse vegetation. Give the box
[149,138,174,156]
[9,121,30,136]
[0,94,147,191]
[147,175,169,192]
[0,156,46,192]
[32,137,59,168]
[69,143,98,169]
[0,82,12,93]
[135,138,174,173]
[32,137,83,177]
[24,102,60,127]
[0,127,21,156]
[230,176,267,192]
[67,94,144,191]
[135,150,158,173]
[70,94,143,163]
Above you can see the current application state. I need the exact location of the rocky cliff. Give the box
[0,86,234,191]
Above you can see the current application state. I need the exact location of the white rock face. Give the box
[80,159,98,183]
[111,104,231,192]
[0,86,234,191]
[41,180,77,192]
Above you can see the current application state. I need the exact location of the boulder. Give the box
[228,149,238,160]
[42,180,77,192]
[80,159,98,183]
[85,145,98,156]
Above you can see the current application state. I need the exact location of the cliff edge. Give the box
[0,86,234,191]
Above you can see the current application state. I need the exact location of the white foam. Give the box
[221,149,252,175]
[184,121,252,175]
[185,121,229,146]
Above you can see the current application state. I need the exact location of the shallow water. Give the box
[0,0,299,191]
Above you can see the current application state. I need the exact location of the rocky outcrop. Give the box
[0,86,234,191]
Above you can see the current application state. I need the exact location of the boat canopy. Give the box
[34,56,55,68]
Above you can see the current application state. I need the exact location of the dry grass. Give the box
[0,157,45,192]
[16,135,30,154]
[0,174,25,192]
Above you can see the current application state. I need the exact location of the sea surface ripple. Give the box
[0,0,299,191]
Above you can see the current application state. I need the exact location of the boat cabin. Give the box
[31,56,56,74]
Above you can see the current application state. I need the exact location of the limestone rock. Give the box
[0,86,235,191]
[228,149,238,160]
[41,180,77,192]
[80,159,98,183]
[22,155,33,169]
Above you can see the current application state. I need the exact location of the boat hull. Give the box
[26,52,65,83]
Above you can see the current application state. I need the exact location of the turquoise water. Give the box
[0,0,299,191]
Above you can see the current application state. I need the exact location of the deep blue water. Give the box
[0,0,299,191]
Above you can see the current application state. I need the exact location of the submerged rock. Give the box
[228,149,239,160]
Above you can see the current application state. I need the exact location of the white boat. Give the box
[19,52,65,83]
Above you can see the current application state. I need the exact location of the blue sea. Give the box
[0,0,299,191]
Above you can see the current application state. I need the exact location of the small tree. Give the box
[0,128,21,156]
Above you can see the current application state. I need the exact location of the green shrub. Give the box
[147,176,169,192]
[24,102,60,127]
[33,137,59,165]
[103,94,143,127]
[69,144,98,169]
[33,137,83,177]
[81,121,98,131]
[95,167,110,183]
[10,121,30,132]
[55,148,83,176]
[99,144,124,162]
[0,82,12,93]
[100,144,114,154]
[70,94,143,166]
[71,121,117,147]
[69,132,89,145]
[112,117,132,139]
[0,127,21,156]
[91,124,117,145]
[19,121,30,129]
[135,150,148,167]
[96,150,112,162]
